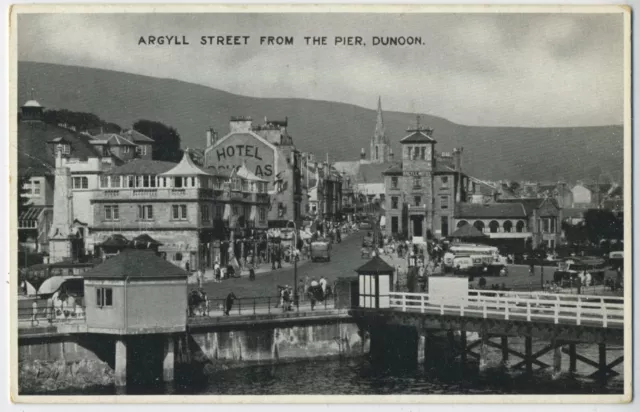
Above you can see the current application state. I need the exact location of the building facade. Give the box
[90,152,270,270]
[203,117,303,228]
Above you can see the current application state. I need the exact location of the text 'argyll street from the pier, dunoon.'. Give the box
[137,35,425,46]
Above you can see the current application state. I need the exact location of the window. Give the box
[441,216,449,237]
[143,175,150,188]
[516,220,525,233]
[413,146,420,160]
[489,220,500,233]
[56,144,70,155]
[32,181,41,195]
[127,176,135,188]
[440,195,449,209]
[215,205,223,218]
[174,177,183,188]
[421,147,426,160]
[172,204,187,220]
[190,177,196,187]
[441,176,449,188]
[150,176,156,188]
[391,196,399,209]
[137,205,154,220]
[413,177,421,189]
[391,177,399,189]
[259,207,267,222]
[201,205,210,222]
[414,196,422,207]
[406,147,412,159]
[503,220,513,233]
[96,287,113,308]
[72,176,89,189]
[174,252,183,261]
[135,145,147,156]
[104,205,119,221]
[123,146,130,154]
[391,216,399,234]
[100,176,109,188]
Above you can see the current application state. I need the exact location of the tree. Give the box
[133,119,183,162]
[583,209,623,244]
[508,181,521,196]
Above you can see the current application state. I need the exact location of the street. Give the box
[198,230,367,299]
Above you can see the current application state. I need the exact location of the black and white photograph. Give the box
[8,4,632,403]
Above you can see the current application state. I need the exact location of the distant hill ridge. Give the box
[17,61,624,183]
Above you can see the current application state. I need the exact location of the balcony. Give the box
[95,188,217,201]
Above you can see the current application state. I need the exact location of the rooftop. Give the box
[83,249,189,279]
[355,255,395,274]
[161,151,216,177]
[455,202,527,219]
[22,100,42,108]
[106,159,177,175]
[121,129,155,143]
[400,130,436,144]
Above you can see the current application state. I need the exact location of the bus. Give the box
[444,244,507,275]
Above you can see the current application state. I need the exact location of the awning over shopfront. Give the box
[18,206,46,229]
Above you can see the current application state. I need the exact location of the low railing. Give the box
[188,295,336,318]
[18,304,86,327]
[388,290,624,328]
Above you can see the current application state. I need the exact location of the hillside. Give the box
[17,61,624,182]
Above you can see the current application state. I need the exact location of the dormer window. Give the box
[56,144,70,155]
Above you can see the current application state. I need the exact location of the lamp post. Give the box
[287,220,299,309]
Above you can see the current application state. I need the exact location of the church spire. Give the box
[374,96,385,144]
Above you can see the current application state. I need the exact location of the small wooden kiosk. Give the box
[356,256,394,309]
[82,249,189,387]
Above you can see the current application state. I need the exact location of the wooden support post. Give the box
[163,335,175,383]
[501,336,509,367]
[525,336,533,375]
[417,334,426,364]
[447,330,455,366]
[598,343,607,383]
[479,333,489,370]
[423,332,431,367]
[569,343,577,373]
[460,330,467,365]
[553,340,562,376]
[115,338,127,388]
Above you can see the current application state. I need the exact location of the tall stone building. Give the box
[383,117,469,242]
[370,97,391,163]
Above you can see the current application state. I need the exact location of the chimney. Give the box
[229,116,253,133]
[206,128,213,147]
[453,147,463,172]
[389,148,394,162]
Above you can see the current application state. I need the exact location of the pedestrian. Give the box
[215,265,221,283]
[224,292,237,316]
[529,263,535,276]
[320,276,327,297]
[249,267,256,281]
[31,300,38,326]
[185,261,191,273]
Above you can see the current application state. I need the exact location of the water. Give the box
[38,356,623,396]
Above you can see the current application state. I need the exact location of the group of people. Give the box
[29,291,83,326]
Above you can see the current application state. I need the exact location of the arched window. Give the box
[516,220,525,233]
[473,220,485,232]
[489,221,499,233]
[457,220,469,228]
[503,220,513,233]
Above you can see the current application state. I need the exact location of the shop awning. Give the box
[18,206,46,228]
[223,204,231,221]
[37,275,82,296]
[249,205,257,221]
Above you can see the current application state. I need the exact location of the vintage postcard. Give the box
[8,3,632,404]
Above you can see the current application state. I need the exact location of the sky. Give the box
[17,11,625,127]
